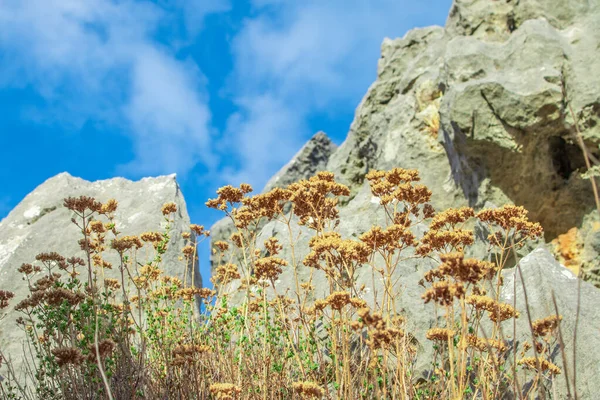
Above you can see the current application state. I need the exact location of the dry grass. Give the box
[0,168,574,399]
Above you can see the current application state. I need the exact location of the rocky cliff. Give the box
[0,172,198,381]
[209,0,600,397]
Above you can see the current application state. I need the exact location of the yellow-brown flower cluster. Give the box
[304,232,370,279]
[253,256,287,281]
[206,184,253,212]
[532,315,562,337]
[140,231,164,244]
[64,196,103,214]
[466,334,507,353]
[45,287,86,307]
[422,280,466,306]
[292,381,325,399]
[288,172,349,229]
[111,235,144,254]
[86,339,116,363]
[209,383,241,400]
[517,357,561,375]
[171,343,211,367]
[426,328,456,342]
[366,168,432,210]
[212,263,241,286]
[0,290,15,309]
[100,198,118,214]
[466,295,519,322]
[354,307,405,349]
[359,224,416,252]
[476,205,543,246]
[52,346,85,367]
[424,252,495,285]
[161,202,178,216]
[418,210,475,255]
[309,292,367,314]
[175,287,216,301]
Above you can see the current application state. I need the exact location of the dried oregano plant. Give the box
[0,168,568,399]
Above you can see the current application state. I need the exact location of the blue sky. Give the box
[0,0,452,288]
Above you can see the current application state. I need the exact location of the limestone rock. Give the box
[0,172,198,381]
[500,248,600,399]
[263,131,337,193]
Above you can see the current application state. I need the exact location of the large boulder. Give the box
[500,248,600,399]
[0,172,198,381]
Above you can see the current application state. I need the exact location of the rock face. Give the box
[500,248,600,400]
[0,172,198,380]
[208,0,600,396]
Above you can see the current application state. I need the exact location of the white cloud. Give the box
[226,0,452,188]
[0,0,224,178]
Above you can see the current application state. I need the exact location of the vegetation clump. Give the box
[0,168,575,399]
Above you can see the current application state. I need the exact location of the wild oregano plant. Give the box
[0,168,571,399]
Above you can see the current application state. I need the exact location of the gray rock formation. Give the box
[500,248,600,399]
[0,172,198,382]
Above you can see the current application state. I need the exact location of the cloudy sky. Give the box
[0,0,452,287]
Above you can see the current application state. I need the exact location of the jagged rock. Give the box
[0,172,198,382]
[499,248,600,399]
[263,131,337,193]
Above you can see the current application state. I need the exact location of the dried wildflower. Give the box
[18,263,34,275]
[254,256,287,281]
[36,252,66,264]
[426,328,456,342]
[292,381,325,399]
[111,235,143,253]
[304,232,370,274]
[213,263,241,286]
[182,245,196,256]
[100,198,118,214]
[532,315,562,337]
[140,231,164,243]
[477,205,543,243]
[45,288,85,307]
[430,207,474,230]
[420,228,474,254]
[161,202,178,215]
[15,291,45,311]
[104,279,121,290]
[466,335,507,353]
[230,232,244,248]
[287,172,349,228]
[86,339,116,362]
[182,232,191,239]
[213,241,229,252]
[435,252,495,284]
[209,383,241,400]
[366,168,432,207]
[422,280,466,306]
[64,196,103,214]
[89,220,106,233]
[466,295,519,322]
[360,224,416,251]
[52,347,85,367]
[518,357,561,375]
[190,224,208,236]
[92,254,113,269]
[0,290,14,309]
